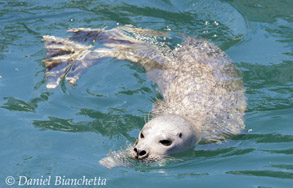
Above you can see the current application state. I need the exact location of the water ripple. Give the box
[227,170,293,180]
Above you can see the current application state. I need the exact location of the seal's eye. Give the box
[159,140,172,146]
[179,133,182,138]
[140,132,144,139]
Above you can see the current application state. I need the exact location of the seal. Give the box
[43,26,246,163]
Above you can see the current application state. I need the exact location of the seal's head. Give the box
[132,114,201,160]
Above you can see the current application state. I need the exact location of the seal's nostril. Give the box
[139,150,147,156]
[133,147,148,159]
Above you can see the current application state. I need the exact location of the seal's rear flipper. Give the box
[43,28,138,89]
[67,28,104,44]
[68,26,169,47]
[43,27,168,89]
[68,27,139,47]
[43,34,117,88]
[43,35,89,88]
[65,48,115,86]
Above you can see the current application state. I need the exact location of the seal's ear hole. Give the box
[140,132,144,139]
[159,140,172,146]
[179,133,183,138]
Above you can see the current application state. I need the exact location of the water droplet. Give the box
[256,4,263,8]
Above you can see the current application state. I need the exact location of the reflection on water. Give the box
[2,92,52,113]
[227,170,293,180]
[271,164,293,170]
[239,61,293,112]
[232,133,293,143]
[33,108,144,140]
[224,0,293,23]
[1,0,293,187]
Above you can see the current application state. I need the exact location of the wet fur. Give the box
[43,26,246,143]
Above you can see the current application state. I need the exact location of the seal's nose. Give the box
[133,147,148,159]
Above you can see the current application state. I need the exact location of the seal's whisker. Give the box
[144,113,147,124]
[147,111,151,122]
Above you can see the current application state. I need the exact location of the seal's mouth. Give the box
[136,152,149,160]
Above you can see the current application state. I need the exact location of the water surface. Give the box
[0,0,292,187]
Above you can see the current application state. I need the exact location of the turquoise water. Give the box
[1,0,293,187]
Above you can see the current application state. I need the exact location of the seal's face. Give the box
[132,115,200,160]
